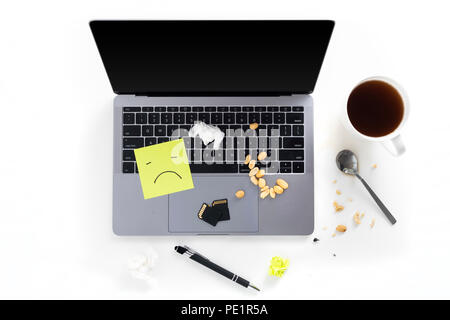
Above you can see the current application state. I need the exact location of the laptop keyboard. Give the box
[121,106,305,174]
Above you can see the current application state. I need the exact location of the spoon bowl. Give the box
[336,149,358,175]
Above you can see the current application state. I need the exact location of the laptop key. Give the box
[123,150,136,161]
[268,106,279,112]
[190,164,238,173]
[293,125,304,136]
[123,138,144,149]
[230,106,241,112]
[280,106,291,112]
[248,113,260,123]
[211,113,222,124]
[145,137,157,146]
[168,106,178,112]
[283,137,304,148]
[287,113,304,124]
[155,106,166,112]
[154,125,166,136]
[218,106,229,112]
[238,164,250,173]
[199,113,210,123]
[280,162,291,169]
[123,113,135,124]
[280,167,291,173]
[280,125,291,136]
[123,107,141,112]
[158,137,170,143]
[180,106,191,112]
[161,113,172,124]
[122,162,135,173]
[167,125,179,136]
[255,106,266,112]
[123,125,141,136]
[236,113,247,124]
[224,113,235,124]
[261,113,272,124]
[193,106,204,112]
[243,106,253,112]
[173,113,185,124]
[205,106,216,112]
[274,113,285,124]
[142,107,153,112]
[148,113,160,124]
[142,125,154,136]
[136,113,147,124]
[186,113,198,124]
[293,106,304,111]
[293,162,304,173]
[279,150,304,161]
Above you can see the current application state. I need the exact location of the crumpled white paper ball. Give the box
[127,248,158,286]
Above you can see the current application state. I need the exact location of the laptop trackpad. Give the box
[169,176,259,234]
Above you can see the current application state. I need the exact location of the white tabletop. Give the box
[1,0,449,299]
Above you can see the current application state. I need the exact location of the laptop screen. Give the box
[90,20,334,95]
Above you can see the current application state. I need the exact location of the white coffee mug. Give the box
[342,76,409,156]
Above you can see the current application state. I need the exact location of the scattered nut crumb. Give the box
[258,178,266,188]
[249,167,259,177]
[256,169,265,178]
[273,185,284,195]
[333,201,344,212]
[235,190,245,199]
[276,178,289,190]
[332,180,337,184]
[260,189,270,199]
[370,218,376,228]
[372,164,377,169]
[244,154,251,165]
[347,197,353,202]
[249,122,259,130]
[336,189,341,195]
[322,226,328,230]
[336,225,347,232]
[332,233,336,237]
[257,151,267,161]
[269,188,276,199]
[353,212,362,225]
[313,238,320,242]
[361,213,365,218]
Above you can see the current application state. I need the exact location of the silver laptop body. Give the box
[90,20,334,235]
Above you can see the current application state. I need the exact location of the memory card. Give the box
[198,203,222,227]
[212,199,230,221]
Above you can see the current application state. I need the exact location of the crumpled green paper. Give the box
[268,256,290,278]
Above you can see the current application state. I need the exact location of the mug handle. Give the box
[382,134,405,156]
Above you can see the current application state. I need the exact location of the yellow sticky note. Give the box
[268,256,290,278]
[134,139,194,199]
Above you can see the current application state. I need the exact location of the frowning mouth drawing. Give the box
[153,171,183,184]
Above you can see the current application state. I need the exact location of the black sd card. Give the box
[198,203,222,227]
[212,199,230,221]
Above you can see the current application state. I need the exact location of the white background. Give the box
[1,0,449,299]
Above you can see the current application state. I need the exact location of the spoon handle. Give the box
[355,173,397,225]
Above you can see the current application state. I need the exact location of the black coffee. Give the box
[347,80,404,137]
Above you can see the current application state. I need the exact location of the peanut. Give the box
[257,151,267,161]
[248,159,256,169]
[269,188,276,199]
[244,154,251,165]
[250,176,258,185]
[249,122,259,130]
[255,169,265,178]
[249,167,259,177]
[235,190,245,199]
[258,178,266,188]
[273,185,284,194]
[276,178,289,190]
[260,189,270,199]
[336,225,347,232]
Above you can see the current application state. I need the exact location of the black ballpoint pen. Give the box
[174,245,260,291]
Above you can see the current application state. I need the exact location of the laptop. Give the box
[90,20,334,235]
